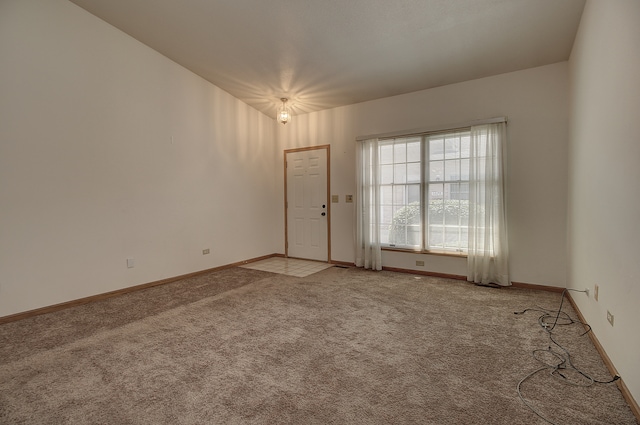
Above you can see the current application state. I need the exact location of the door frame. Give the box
[284,145,331,262]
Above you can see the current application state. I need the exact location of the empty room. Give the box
[1,0,638,423]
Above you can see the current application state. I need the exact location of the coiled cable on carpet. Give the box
[514,288,620,425]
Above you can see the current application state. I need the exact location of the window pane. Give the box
[444,225,462,249]
[378,137,423,249]
[430,160,444,181]
[389,202,421,248]
[445,136,460,159]
[449,183,469,203]
[407,225,421,246]
[429,183,444,201]
[380,224,390,244]
[407,203,420,224]
[408,184,420,203]
[393,185,406,205]
[460,201,469,226]
[460,158,470,180]
[443,185,463,220]
[394,164,407,183]
[445,159,460,181]
[446,183,458,204]
[381,205,393,225]
[428,225,444,248]
[407,140,420,161]
[388,225,406,245]
[428,199,444,226]
[407,162,420,183]
[461,136,470,158]
[459,227,469,250]
[394,143,406,163]
[381,164,393,184]
[458,183,469,202]
[376,130,473,253]
[425,130,471,252]
[429,138,444,160]
[393,204,406,221]
[380,185,393,205]
[380,144,394,164]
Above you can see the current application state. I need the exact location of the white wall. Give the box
[278,63,570,286]
[0,0,279,317]
[568,0,640,404]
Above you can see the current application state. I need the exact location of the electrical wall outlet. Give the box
[607,310,614,326]
[202,249,210,255]
[416,260,425,266]
[594,284,599,301]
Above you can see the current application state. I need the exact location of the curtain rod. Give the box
[355,116,507,141]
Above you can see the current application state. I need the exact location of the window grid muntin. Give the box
[426,131,470,253]
[379,137,421,248]
[379,129,471,254]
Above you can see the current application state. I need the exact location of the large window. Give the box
[356,120,509,285]
[379,129,471,254]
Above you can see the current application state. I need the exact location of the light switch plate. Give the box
[345,195,353,203]
[332,195,339,203]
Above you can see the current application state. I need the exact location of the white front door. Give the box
[286,148,329,261]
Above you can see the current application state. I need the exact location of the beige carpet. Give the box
[0,266,637,424]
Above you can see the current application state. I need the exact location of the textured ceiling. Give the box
[69,0,585,118]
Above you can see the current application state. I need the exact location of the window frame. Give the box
[378,127,472,257]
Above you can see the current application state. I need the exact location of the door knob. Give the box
[321,212,326,216]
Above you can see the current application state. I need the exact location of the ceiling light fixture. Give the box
[277,98,291,125]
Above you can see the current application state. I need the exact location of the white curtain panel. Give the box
[355,139,383,270]
[467,123,510,286]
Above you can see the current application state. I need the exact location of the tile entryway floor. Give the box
[240,257,333,277]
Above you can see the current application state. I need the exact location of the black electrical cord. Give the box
[515,288,621,424]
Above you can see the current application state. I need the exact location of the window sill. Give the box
[381,247,467,258]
